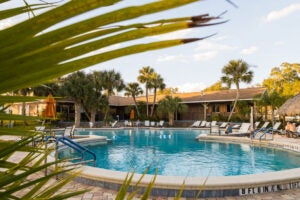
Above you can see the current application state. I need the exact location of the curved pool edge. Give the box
[51,134,300,198]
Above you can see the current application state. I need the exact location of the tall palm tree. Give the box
[102,70,125,122]
[124,82,143,118]
[138,66,155,117]
[157,95,187,126]
[221,59,253,122]
[149,73,166,117]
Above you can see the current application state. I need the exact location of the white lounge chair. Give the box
[199,121,206,128]
[190,121,200,127]
[35,126,45,132]
[260,121,270,129]
[211,121,217,126]
[254,121,261,129]
[144,120,150,127]
[150,121,156,126]
[219,122,227,128]
[124,120,129,127]
[230,123,250,136]
[232,124,241,129]
[158,120,164,127]
[205,122,211,127]
[111,120,118,128]
[62,125,75,138]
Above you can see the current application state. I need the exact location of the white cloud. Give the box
[265,3,300,22]
[240,46,259,55]
[193,51,218,61]
[176,82,206,93]
[151,29,192,41]
[156,54,189,63]
[195,40,236,51]
[275,41,285,46]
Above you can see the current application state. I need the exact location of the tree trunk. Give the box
[133,97,140,117]
[146,86,149,117]
[90,109,96,127]
[74,103,81,128]
[168,112,174,126]
[150,88,157,117]
[22,102,28,125]
[228,87,240,122]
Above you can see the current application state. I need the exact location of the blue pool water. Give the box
[59,129,300,177]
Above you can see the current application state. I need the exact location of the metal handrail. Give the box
[56,136,96,166]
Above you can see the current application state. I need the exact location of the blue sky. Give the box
[1,0,300,93]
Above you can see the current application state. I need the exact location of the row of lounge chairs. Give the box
[190,120,217,128]
[123,120,165,127]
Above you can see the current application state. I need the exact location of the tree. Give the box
[254,91,286,124]
[101,70,125,122]
[263,63,300,98]
[60,71,91,127]
[221,59,253,122]
[157,95,187,126]
[32,82,61,97]
[149,73,166,117]
[86,73,108,126]
[157,87,178,95]
[138,66,155,117]
[124,82,143,118]
[204,81,228,92]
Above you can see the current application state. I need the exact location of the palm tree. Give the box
[221,59,254,122]
[124,82,143,118]
[157,95,187,126]
[60,71,91,127]
[102,70,125,122]
[138,66,155,117]
[149,73,166,117]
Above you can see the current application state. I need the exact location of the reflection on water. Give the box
[61,129,300,177]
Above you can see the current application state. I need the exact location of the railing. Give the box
[56,136,96,166]
[252,127,273,141]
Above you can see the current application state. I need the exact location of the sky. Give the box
[1,0,300,94]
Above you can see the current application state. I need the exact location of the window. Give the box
[212,104,220,112]
[226,104,233,112]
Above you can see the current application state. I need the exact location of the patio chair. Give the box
[144,120,150,127]
[229,123,250,136]
[190,121,200,127]
[58,125,75,138]
[35,126,46,132]
[111,120,118,128]
[150,121,156,126]
[219,122,227,128]
[232,124,241,129]
[199,121,207,128]
[211,121,217,126]
[158,120,164,127]
[205,122,211,128]
[124,120,129,127]
[254,121,261,129]
[260,121,270,129]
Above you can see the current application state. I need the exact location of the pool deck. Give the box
[4,133,300,199]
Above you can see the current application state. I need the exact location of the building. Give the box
[10,87,266,123]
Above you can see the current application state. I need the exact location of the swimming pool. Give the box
[59,128,300,177]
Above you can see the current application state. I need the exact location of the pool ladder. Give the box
[56,136,96,167]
